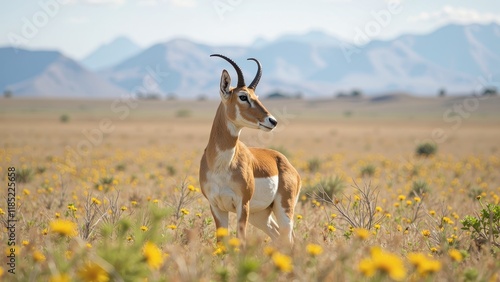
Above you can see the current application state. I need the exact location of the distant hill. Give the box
[100,38,243,96]
[81,36,141,71]
[0,47,128,98]
[102,23,500,98]
[2,23,499,98]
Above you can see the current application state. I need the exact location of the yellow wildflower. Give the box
[442,217,454,225]
[213,245,227,256]
[306,243,323,257]
[167,224,177,230]
[78,262,109,282]
[375,206,383,213]
[140,225,148,232]
[216,227,229,238]
[358,258,376,278]
[408,252,442,277]
[414,197,421,203]
[272,252,293,273]
[358,247,406,281]
[91,197,101,205]
[328,225,336,232]
[67,204,77,212]
[448,249,463,262]
[50,219,78,237]
[120,206,127,211]
[49,274,71,282]
[5,246,19,257]
[22,240,29,246]
[33,250,46,263]
[296,214,303,220]
[180,208,189,215]
[353,228,370,240]
[422,230,431,237]
[228,238,241,248]
[264,246,276,257]
[398,195,406,201]
[143,242,164,269]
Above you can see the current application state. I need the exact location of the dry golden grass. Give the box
[0,97,499,281]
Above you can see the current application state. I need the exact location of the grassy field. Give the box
[0,96,499,281]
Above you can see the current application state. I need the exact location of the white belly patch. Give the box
[204,174,279,213]
[250,176,279,211]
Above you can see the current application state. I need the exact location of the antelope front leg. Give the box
[210,205,228,243]
[237,198,251,245]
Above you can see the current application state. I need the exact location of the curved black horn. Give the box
[210,54,245,88]
[247,58,262,90]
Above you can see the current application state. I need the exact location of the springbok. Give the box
[199,54,301,245]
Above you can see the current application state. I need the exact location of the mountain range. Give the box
[1,23,499,98]
[81,36,142,71]
[0,48,127,98]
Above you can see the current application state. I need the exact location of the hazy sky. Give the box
[2,0,499,59]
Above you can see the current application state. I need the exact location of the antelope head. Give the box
[211,54,278,132]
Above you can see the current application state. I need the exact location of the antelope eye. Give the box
[239,95,248,102]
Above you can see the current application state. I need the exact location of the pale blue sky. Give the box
[1,0,499,59]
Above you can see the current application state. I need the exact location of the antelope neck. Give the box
[206,103,242,168]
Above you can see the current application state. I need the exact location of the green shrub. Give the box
[360,164,376,177]
[115,163,127,171]
[16,167,34,183]
[60,114,70,123]
[95,176,115,192]
[166,165,177,176]
[307,158,322,173]
[416,142,437,157]
[409,180,430,196]
[176,109,191,118]
[36,166,46,174]
[467,187,484,200]
[461,203,500,249]
[316,175,346,200]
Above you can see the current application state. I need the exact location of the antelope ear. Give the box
[220,70,231,101]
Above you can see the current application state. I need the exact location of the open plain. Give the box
[0,95,499,281]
